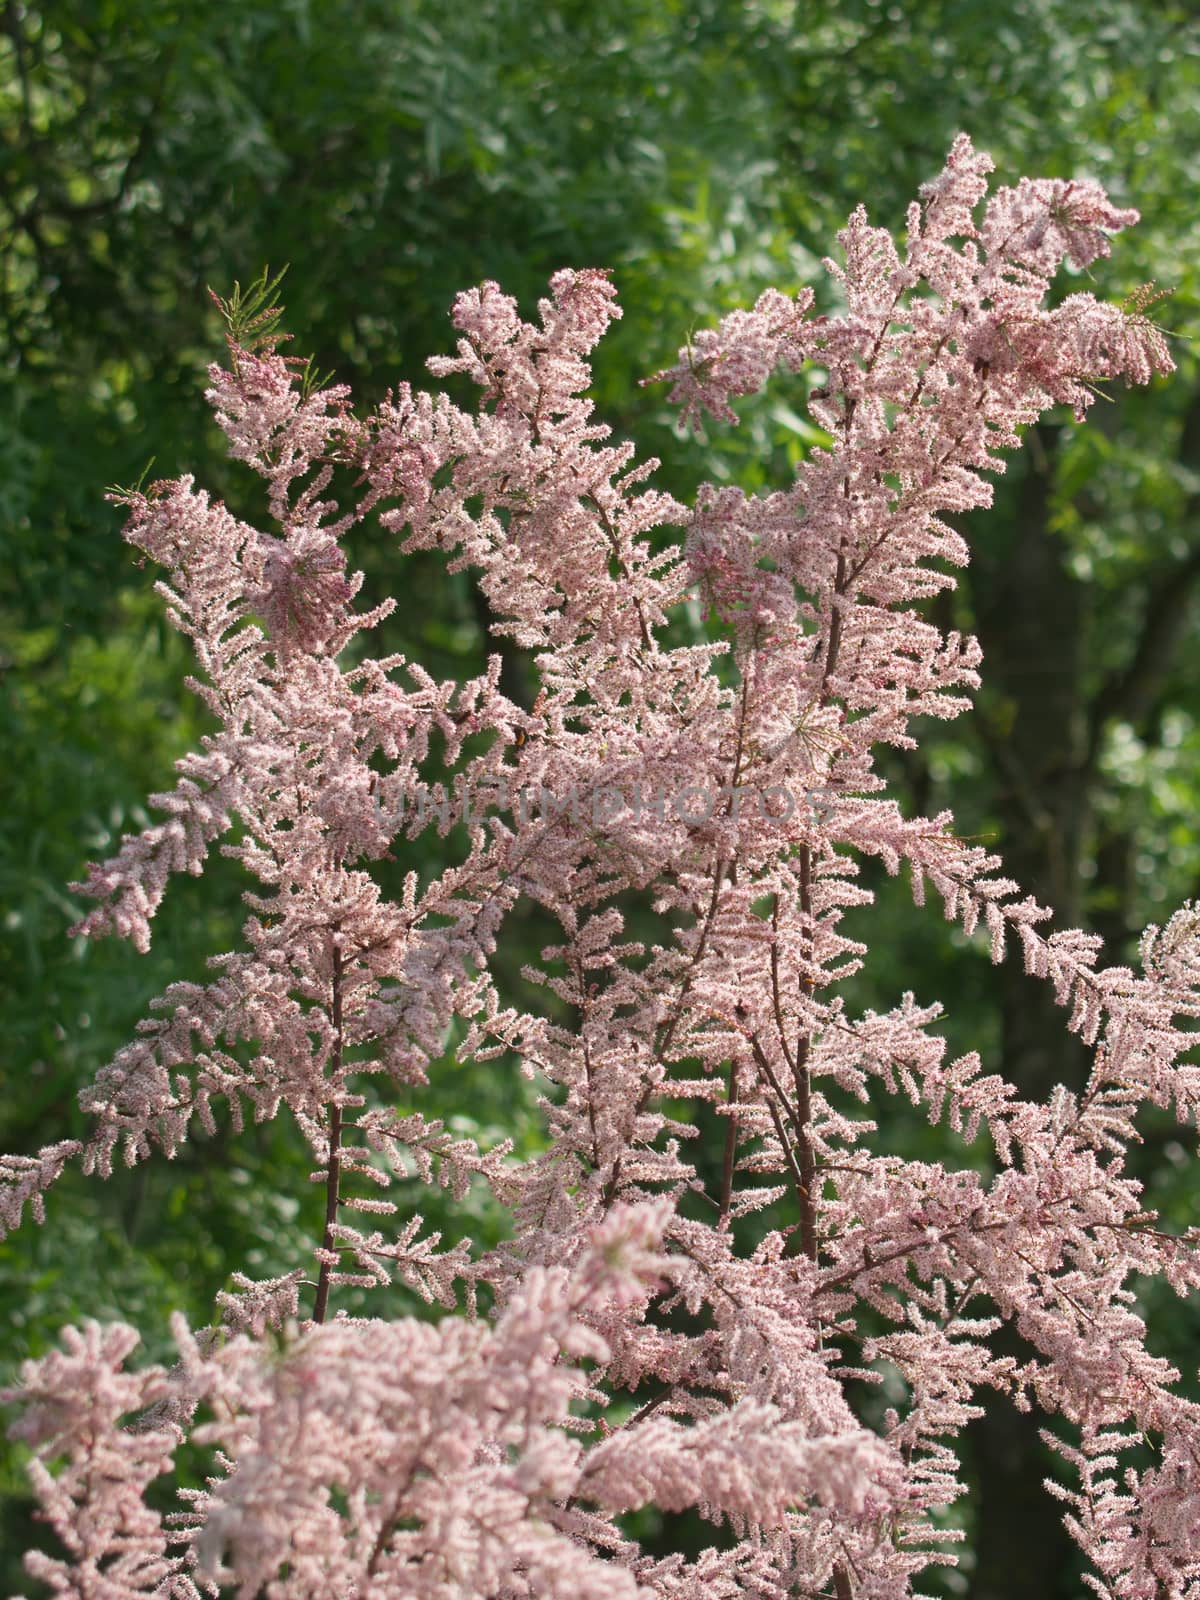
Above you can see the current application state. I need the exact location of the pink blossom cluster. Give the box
[3,137,1195,1598]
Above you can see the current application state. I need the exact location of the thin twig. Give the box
[312,941,345,1324]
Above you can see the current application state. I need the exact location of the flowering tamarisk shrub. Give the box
[2,136,1195,1598]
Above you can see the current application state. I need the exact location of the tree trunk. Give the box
[964,427,1085,1600]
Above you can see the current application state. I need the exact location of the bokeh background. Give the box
[3,2,1200,1594]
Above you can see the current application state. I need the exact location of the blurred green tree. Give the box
[3,3,1200,1596]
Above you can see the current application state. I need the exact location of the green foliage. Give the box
[208,262,290,364]
[4,3,1200,1595]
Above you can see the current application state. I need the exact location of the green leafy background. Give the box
[3,4,1200,1595]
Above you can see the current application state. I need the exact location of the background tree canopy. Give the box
[3,3,1199,1595]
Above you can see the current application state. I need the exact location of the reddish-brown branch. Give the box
[718,1058,739,1223]
[312,942,345,1325]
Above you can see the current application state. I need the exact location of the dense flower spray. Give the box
[3,138,1197,1598]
